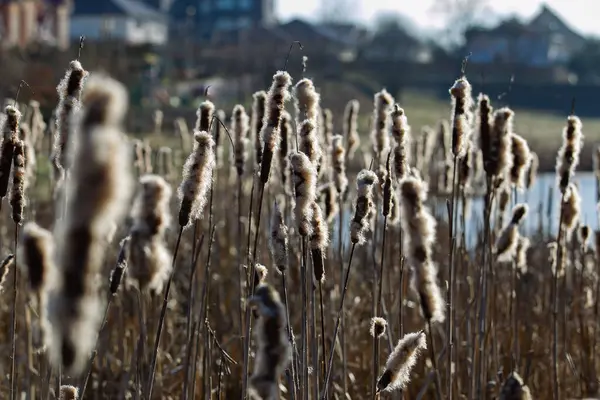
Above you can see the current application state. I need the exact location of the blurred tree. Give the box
[430,0,492,48]
[317,0,360,24]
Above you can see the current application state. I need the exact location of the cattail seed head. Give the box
[525,152,538,190]
[309,202,328,282]
[323,184,338,224]
[556,115,583,193]
[195,100,215,132]
[0,106,20,199]
[321,108,334,147]
[370,317,387,338]
[59,385,79,400]
[509,134,531,190]
[382,153,393,217]
[232,104,250,177]
[578,225,590,251]
[488,107,514,182]
[252,91,267,167]
[391,105,411,180]
[278,111,292,187]
[290,152,318,237]
[254,263,268,283]
[457,141,473,188]
[269,199,289,273]
[495,204,528,262]
[20,222,54,293]
[371,89,394,158]
[331,135,348,195]
[377,330,427,392]
[178,131,216,228]
[50,73,133,375]
[350,170,378,245]
[294,78,320,125]
[10,139,26,224]
[299,119,322,169]
[449,77,472,157]
[561,183,580,235]
[0,254,14,291]
[344,99,360,159]
[248,283,291,400]
[477,94,493,173]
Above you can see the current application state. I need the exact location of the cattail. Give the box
[556,115,583,193]
[331,135,348,195]
[294,78,320,125]
[248,283,291,400]
[268,199,288,273]
[399,177,445,323]
[260,72,292,184]
[0,106,21,199]
[20,222,54,293]
[10,140,26,224]
[195,100,215,132]
[509,134,531,189]
[370,317,387,338]
[578,225,590,251]
[344,99,360,159]
[548,241,561,277]
[477,94,493,174]
[109,237,129,295]
[290,152,318,237]
[53,60,88,172]
[142,140,153,174]
[417,126,436,180]
[158,146,173,178]
[132,139,144,175]
[323,184,338,224]
[499,372,532,400]
[232,105,250,177]
[488,108,514,183]
[252,91,267,167]
[59,385,79,400]
[278,111,292,187]
[457,141,473,188]
[525,152,538,190]
[449,77,472,157]
[515,236,530,273]
[19,123,36,189]
[50,73,133,374]
[128,175,172,293]
[309,201,328,283]
[382,153,393,217]
[391,105,411,180]
[0,254,14,291]
[377,330,427,392]
[371,89,394,159]
[495,204,528,262]
[350,170,378,245]
[29,99,45,148]
[561,183,580,235]
[389,190,400,226]
[255,263,269,283]
[178,131,216,228]
[153,109,163,135]
[298,119,323,171]
[437,120,450,161]
[322,108,333,147]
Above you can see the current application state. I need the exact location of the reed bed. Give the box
[0,49,598,400]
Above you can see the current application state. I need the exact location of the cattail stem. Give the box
[10,224,19,400]
[300,238,309,400]
[309,248,319,400]
[447,155,459,399]
[372,334,380,400]
[282,272,298,400]
[237,178,244,346]
[552,199,566,400]
[373,216,388,397]
[337,194,348,399]
[427,319,443,400]
[322,243,356,399]
[147,225,184,398]
[510,260,518,372]
[318,281,326,385]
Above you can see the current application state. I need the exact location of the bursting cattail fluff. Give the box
[370,317,387,338]
[371,89,394,158]
[232,105,250,177]
[10,139,26,224]
[278,111,292,188]
[322,108,333,147]
[268,199,288,273]
[294,78,320,125]
[298,119,322,171]
[477,94,493,176]
[499,372,532,400]
[344,99,360,159]
[252,91,267,167]
[509,134,531,189]
[495,204,528,262]
[323,184,338,223]
[488,107,514,182]
[20,222,54,294]
[377,330,427,392]
[290,152,317,237]
[0,106,20,199]
[59,385,79,400]
[556,115,583,193]
[391,105,411,179]
[350,170,378,245]
[561,183,581,236]
[195,100,215,132]
[331,135,348,195]
[260,72,292,184]
[309,201,328,283]
[178,131,216,228]
[49,74,133,374]
[457,141,473,188]
[53,60,88,172]
[248,283,291,400]
[449,77,472,157]
[127,175,172,293]
[399,177,445,323]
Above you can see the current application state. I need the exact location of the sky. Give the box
[277,0,600,37]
